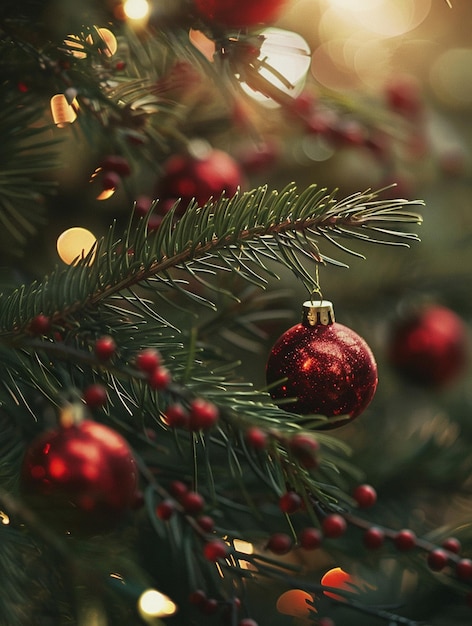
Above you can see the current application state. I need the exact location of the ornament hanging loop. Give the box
[302,300,335,327]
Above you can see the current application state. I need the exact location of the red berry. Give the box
[318,619,335,626]
[135,348,162,373]
[156,499,175,520]
[202,598,219,615]
[189,589,206,607]
[353,484,377,508]
[427,548,449,572]
[363,527,385,550]
[163,403,189,428]
[298,527,322,550]
[101,155,132,177]
[29,314,51,336]
[394,529,417,551]
[245,426,267,450]
[197,515,215,533]
[101,170,121,191]
[115,60,126,71]
[83,383,108,408]
[266,533,292,555]
[169,480,188,498]
[288,433,319,468]
[189,398,219,430]
[94,335,116,360]
[456,558,472,580]
[322,514,347,539]
[181,491,205,515]
[203,539,229,561]
[148,366,171,390]
[442,536,461,554]
[239,620,258,626]
[279,491,302,514]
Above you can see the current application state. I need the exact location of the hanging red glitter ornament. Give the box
[194,0,287,28]
[266,301,378,428]
[388,304,468,388]
[156,143,243,213]
[21,407,138,533]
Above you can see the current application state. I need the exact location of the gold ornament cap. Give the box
[302,300,335,327]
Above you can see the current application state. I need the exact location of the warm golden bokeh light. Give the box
[137,589,177,619]
[123,0,150,20]
[56,227,97,265]
[97,28,118,56]
[276,589,315,618]
[50,94,78,127]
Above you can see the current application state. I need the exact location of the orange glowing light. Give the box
[321,567,357,601]
[276,589,315,618]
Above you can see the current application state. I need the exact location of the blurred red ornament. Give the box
[194,0,287,28]
[388,304,468,388]
[21,418,138,533]
[266,301,378,428]
[156,145,243,211]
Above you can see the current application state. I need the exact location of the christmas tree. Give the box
[1,1,471,625]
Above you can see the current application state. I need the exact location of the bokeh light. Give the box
[137,589,177,619]
[123,0,150,21]
[276,589,315,618]
[57,227,97,265]
[430,48,472,108]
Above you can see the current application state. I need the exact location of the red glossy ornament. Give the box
[388,304,468,388]
[21,418,138,533]
[266,301,378,427]
[194,0,287,28]
[156,146,243,211]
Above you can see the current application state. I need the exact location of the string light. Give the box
[137,589,177,620]
[56,227,97,265]
[123,0,150,21]
[276,589,315,618]
[50,94,78,127]
[0,511,10,525]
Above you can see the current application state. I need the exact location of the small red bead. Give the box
[189,589,206,607]
[202,598,219,615]
[363,527,385,550]
[456,558,472,580]
[245,426,267,450]
[101,155,132,177]
[189,398,219,430]
[169,480,188,498]
[322,514,347,539]
[156,499,175,521]
[318,619,335,626]
[266,533,292,555]
[442,537,461,554]
[288,433,319,468]
[148,366,171,390]
[197,515,215,533]
[353,484,377,508]
[115,60,126,71]
[238,620,258,626]
[394,529,417,551]
[83,383,108,408]
[299,527,322,550]
[94,335,117,360]
[29,314,51,336]
[101,170,122,191]
[427,548,449,572]
[203,539,229,561]
[279,491,302,514]
[181,491,205,515]
[135,348,162,373]
[163,404,189,428]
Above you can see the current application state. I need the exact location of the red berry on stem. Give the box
[203,539,229,561]
[266,533,292,555]
[456,558,472,580]
[94,335,117,360]
[279,491,302,514]
[299,527,322,550]
[202,598,219,615]
[148,366,171,390]
[318,619,335,626]
[156,499,175,521]
[170,480,188,498]
[363,527,385,550]
[288,433,319,468]
[181,491,205,515]
[394,529,417,551]
[245,426,268,450]
[163,404,189,429]
[135,348,161,373]
[101,170,121,191]
[101,155,132,177]
[353,484,377,508]
[427,548,449,572]
[239,620,259,626]
[83,383,108,408]
[322,514,347,539]
[189,398,219,430]
[29,314,51,336]
[197,515,215,533]
[442,536,461,554]
[189,589,207,607]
